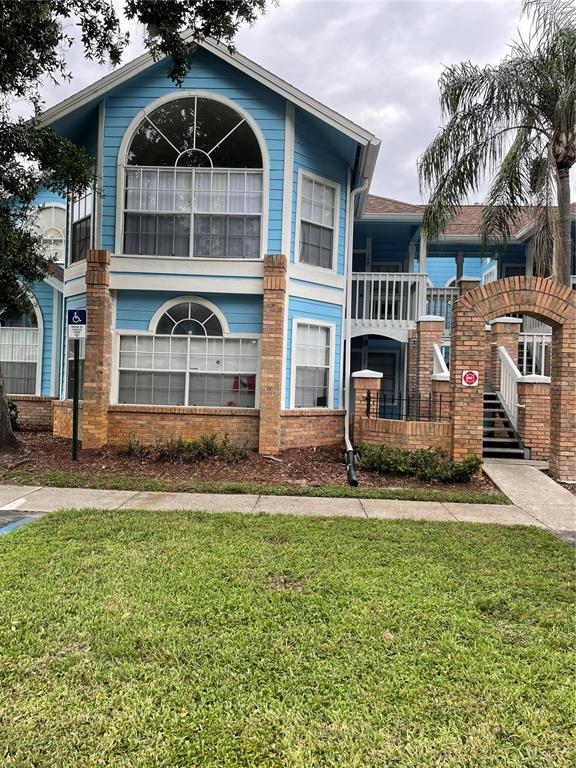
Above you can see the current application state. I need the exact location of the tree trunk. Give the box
[555,166,573,287]
[0,363,18,452]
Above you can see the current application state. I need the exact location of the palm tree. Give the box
[418,3,576,286]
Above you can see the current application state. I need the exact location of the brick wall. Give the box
[53,401,347,452]
[53,400,80,439]
[280,410,345,449]
[517,377,551,460]
[415,316,444,416]
[356,417,451,450]
[107,405,260,448]
[10,395,56,430]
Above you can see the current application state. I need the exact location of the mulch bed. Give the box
[0,430,501,495]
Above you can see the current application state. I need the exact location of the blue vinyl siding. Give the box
[115,291,263,334]
[31,282,56,395]
[285,296,343,409]
[34,188,66,208]
[100,48,286,255]
[291,108,352,275]
[424,257,483,287]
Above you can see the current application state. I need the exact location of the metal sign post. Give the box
[67,309,87,461]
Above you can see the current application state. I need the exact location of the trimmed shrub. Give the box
[357,444,482,483]
[120,433,249,464]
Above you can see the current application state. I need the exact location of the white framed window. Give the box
[117,300,259,408]
[30,205,67,263]
[297,172,339,271]
[70,188,94,264]
[121,96,264,260]
[0,297,42,395]
[292,321,334,408]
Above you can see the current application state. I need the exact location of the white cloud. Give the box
[32,0,525,202]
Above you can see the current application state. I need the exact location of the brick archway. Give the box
[450,276,576,480]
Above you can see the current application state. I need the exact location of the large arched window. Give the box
[123,96,264,260]
[31,205,67,262]
[117,299,258,407]
[0,296,41,394]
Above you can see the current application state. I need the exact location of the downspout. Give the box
[344,175,370,485]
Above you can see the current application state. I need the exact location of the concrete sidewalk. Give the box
[0,482,572,530]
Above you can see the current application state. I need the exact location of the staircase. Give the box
[483,390,527,459]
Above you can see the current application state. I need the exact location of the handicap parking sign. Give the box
[67,309,87,339]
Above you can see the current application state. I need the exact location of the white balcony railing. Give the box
[426,286,459,330]
[498,346,522,428]
[518,332,551,376]
[351,273,427,329]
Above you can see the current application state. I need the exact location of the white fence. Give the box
[498,346,522,428]
[351,273,427,328]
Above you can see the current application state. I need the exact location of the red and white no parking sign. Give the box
[461,370,479,387]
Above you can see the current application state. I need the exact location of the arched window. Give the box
[0,296,41,394]
[155,300,223,337]
[31,205,67,262]
[117,299,258,408]
[123,96,264,260]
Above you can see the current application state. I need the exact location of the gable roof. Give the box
[39,35,379,149]
[363,195,576,239]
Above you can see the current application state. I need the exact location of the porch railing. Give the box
[426,286,459,330]
[498,346,522,428]
[518,332,551,376]
[365,391,451,422]
[351,273,427,328]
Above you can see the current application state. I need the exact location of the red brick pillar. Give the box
[549,318,576,480]
[351,370,383,443]
[450,304,485,461]
[82,249,112,448]
[516,375,551,460]
[489,317,522,387]
[415,315,444,417]
[258,254,287,454]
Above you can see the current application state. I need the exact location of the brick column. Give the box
[415,315,444,417]
[450,305,485,461]
[351,370,383,443]
[258,254,287,454]
[458,277,481,296]
[489,317,522,387]
[549,318,576,481]
[516,375,551,460]
[82,249,113,448]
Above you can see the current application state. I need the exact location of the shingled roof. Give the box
[363,195,576,238]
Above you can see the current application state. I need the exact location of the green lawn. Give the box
[0,468,509,504]
[0,510,573,767]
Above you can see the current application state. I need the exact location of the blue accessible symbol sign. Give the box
[67,308,87,339]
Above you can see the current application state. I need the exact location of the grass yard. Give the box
[0,510,574,767]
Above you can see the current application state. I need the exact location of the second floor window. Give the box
[30,205,66,263]
[71,188,93,264]
[123,97,264,259]
[299,175,337,270]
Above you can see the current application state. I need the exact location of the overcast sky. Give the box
[37,0,528,202]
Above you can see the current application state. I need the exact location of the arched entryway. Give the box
[450,276,576,481]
